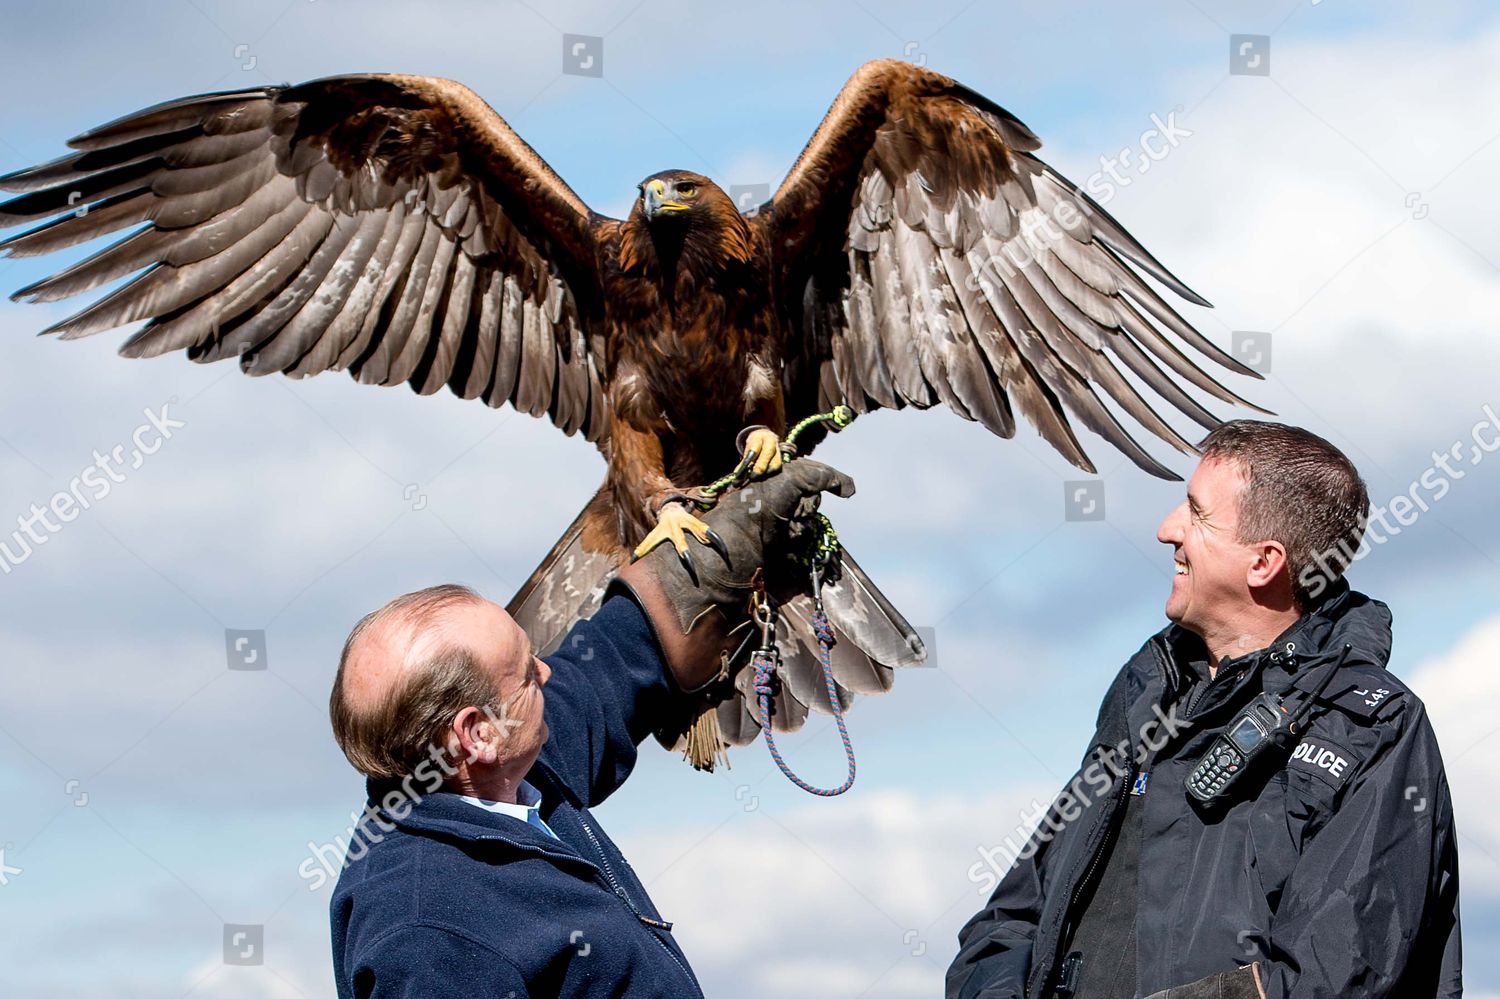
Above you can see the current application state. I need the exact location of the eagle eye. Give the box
[678,182,697,196]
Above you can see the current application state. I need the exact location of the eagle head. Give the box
[635,169,720,222]
[627,170,754,273]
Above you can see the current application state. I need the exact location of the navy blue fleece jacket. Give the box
[330,593,704,998]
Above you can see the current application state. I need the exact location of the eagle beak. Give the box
[642,179,687,219]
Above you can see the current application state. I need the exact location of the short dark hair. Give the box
[329,584,494,779]
[1198,420,1370,607]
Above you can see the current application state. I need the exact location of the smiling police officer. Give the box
[947,421,1462,999]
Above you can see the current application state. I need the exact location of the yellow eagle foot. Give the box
[739,427,784,479]
[630,501,729,584]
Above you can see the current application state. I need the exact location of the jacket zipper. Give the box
[1026,754,1135,999]
[1070,759,1135,914]
[578,813,703,997]
[1028,638,1176,998]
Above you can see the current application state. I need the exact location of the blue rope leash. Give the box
[721,406,860,796]
[752,607,857,796]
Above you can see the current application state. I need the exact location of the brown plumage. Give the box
[0,61,1261,761]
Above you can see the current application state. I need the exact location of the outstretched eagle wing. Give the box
[0,75,608,440]
[755,60,1264,478]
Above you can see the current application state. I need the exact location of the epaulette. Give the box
[1323,666,1407,721]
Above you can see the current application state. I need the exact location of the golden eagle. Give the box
[0,61,1258,763]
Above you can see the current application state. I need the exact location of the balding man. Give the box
[326,459,853,998]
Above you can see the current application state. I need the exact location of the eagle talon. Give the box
[631,502,726,578]
[676,544,699,586]
[740,428,784,480]
[704,528,730,567]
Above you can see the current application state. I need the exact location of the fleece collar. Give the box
[363,764,598,873]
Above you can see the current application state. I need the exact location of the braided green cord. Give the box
[791,512,840,567]
[784,405,855,449]
[700,468,744,500]
[700,405,856,500]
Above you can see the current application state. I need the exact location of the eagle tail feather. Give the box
[506,486,620,657]
[717,543,925,746]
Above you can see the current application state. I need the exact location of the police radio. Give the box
[1185,643,1350,806]
[1185,693,1294,802]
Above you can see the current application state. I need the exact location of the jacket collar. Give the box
[363,763,598,873]
[1156,579,1394,699]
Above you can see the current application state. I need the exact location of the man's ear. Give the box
[1246,539,1289,591]
[450,705,499,766]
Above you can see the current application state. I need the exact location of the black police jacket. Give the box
[946,581,1462,999]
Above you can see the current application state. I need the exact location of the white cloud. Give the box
[1409,613,1500,895]
[622,784,1057,999]
[3,2,1500,994]
[178,958,327,999]
[1077,22,1500,466]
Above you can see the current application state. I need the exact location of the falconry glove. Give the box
[613,458,855,693]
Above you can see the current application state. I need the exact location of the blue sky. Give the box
[1,1,1498,996]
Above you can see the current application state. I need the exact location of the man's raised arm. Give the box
[537,459,856,806]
